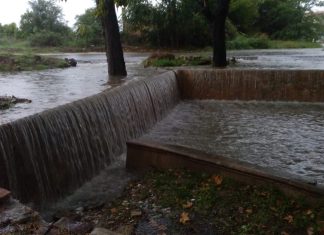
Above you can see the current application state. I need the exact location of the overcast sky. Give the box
[0,0,96,27]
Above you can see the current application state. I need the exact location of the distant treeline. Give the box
[0,0,103,48]
[122,0,324,48]
[0,0,323,49]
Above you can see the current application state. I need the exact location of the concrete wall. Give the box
[177,69,324,102]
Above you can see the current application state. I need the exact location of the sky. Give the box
[0,0,96,28]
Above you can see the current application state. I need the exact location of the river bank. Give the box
[0,54,71,72]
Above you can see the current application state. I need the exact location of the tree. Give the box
[75,8,103,47]
[256,0,324,41]
[20,0,71,46]
[123,0,211,48]
[202,0,231,67]
[60,0,127,76]
[96,0,127,76]
[0,23,18,39]
[229,0,261,34]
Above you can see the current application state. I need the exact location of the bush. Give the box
[29,31,64,47]
[227,35,270,50]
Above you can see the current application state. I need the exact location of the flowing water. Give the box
[0,52,164,125]
[228,48,324,69]
[0,71,179,204]
[1,49,324,212]
[1,48,324,124]
[140,100,324,185]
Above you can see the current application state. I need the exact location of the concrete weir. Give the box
[1,69,324,204]
[127,69,324,201]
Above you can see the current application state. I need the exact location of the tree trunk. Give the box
[212,0,230,67]
[100,0,127,76]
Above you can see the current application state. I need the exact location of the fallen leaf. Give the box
[270,207,277,212]
[284,215,294,224]
[281,232,290,235]
[306,210,313,215]
[130,209,142,217]
[110,208,118,214]
[182,201,193,209]
[179,212,190,224]
[260,192,268,197]
[212,175,223,186]
[307,227,314,235]
[245,209,253,214]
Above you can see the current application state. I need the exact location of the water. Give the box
[1,48,324,206]
[140,100,324,185]
[0,71,179,203]
[228,48,324,69]
[1,49,324,124]
[0,52,164,125]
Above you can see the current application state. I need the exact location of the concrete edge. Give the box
[126,140,324,202]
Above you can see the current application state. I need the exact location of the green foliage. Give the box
[227,34,271,49]
[143,54,212,67]
[256,0,324,41]
[74,8,104,47]
[29,30,64,47]
[229,0,262,34]
[123,0,211,48]
[0,23,18,39]
[122,0,324,48]
[0,54,69,72]
[19,0,71,46]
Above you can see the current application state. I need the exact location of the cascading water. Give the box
[0,71,179,204]
[1,68,324,205]
[177,69,324,101]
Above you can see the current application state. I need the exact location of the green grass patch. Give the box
[0,53,69,72]
[227,35,321,50]
[143,53,211,67]
[92,169,324,235]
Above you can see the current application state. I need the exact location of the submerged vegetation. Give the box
[143,53,212,67]
[0,54,70,72]
[82,169,324,234]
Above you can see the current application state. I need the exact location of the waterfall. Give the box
[177,69,324,102]
[0,71,179,203]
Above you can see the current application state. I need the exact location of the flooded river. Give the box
[0,52,163,124]
[1,49,323,213]
[1,48,324,125]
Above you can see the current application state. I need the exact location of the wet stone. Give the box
[0,188,10,204]
[53,217,93,234]
[0,199,47,235]
[130,209,142,217]
[90,227,121,235]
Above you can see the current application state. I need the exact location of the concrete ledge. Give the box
[176,69,324,102]
[126,140,324,203]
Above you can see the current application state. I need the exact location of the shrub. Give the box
[29,31,64,47]
[227,35,270,50]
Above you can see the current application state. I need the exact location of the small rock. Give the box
[116,225,134,235]
[90,227,121,235]
[53,217,93,234]
[130,209,142,217]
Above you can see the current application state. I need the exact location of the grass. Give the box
[82,169,324,235]
[0,53,70,72]
[143,55,211,67]
[227,35,322,50]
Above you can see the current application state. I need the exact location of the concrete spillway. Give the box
[1,69,324,204]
